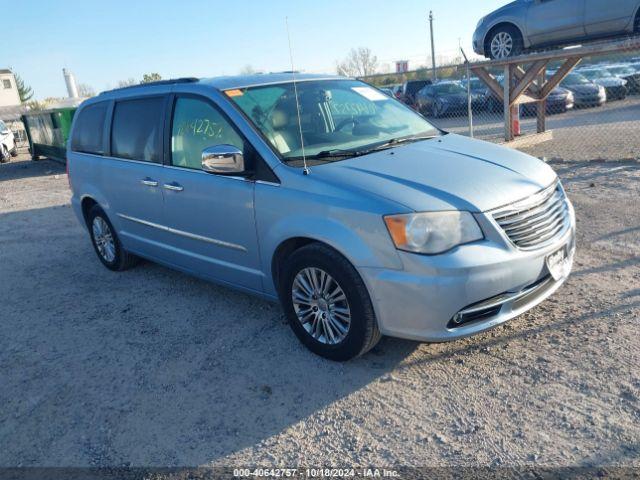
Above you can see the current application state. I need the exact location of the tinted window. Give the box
[111,97,164,162]
[171,97,244,170]
[229,80,437,161]
[71,102,108,155]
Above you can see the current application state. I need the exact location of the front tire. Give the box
[280,243,381,361]
[10,146,18,157]
[487,25,523,60]
[432,100,443,118]
[87,205,139,271]
[0,145,10,163]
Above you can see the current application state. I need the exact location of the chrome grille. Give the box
[492,182,570,250]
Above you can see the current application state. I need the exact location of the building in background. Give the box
[395,61,409,74]
[0,69,21,108]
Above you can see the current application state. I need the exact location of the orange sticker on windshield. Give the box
[225,89,244,97]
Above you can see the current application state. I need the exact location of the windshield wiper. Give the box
[369,134,439,152]
[286,148,367,162]
[285,134,439,163]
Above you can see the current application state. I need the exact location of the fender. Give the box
[259,213,404,296]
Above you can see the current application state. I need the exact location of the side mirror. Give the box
[201,144,245,175]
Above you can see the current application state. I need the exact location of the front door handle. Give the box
[141,178,158,187]
[163,182,184,192]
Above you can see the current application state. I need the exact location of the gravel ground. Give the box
[0,149,639,469]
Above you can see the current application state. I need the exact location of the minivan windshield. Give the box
[227,79,439,164]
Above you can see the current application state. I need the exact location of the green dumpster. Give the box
[22,107,76,162]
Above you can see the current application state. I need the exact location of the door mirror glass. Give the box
[202,144,245,174]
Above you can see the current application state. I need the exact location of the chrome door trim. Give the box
[255,180,281,187]
[141,179,159,187]
[117,213,247,252]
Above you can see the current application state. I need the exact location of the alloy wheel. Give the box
[291,267,351,345]
[92,216,116,263]
[491,32,513,59]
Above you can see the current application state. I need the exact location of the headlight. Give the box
[384,211,483,254]
[566,92,574,101]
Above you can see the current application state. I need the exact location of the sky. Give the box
[6,0,507,100]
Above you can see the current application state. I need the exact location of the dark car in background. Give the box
[559,72,607,107]
[379,87,395,97]
[461,77,495,111]
[605,64,640,93]
[416,81,481,118]
[521,87,575,116]
[579,68,628,100]
[473,0,640,59]
[399,80,433,108]
[483,76,574,115]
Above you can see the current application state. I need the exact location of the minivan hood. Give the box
[313,134,556,213]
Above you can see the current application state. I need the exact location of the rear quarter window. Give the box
[71,102,108,155]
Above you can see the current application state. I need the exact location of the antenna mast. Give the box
[285,17,310,175]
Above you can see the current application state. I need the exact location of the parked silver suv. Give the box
[68,74,575,361]
[474,0,640,59]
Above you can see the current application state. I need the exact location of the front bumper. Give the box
[360,201,576,342]
[574,93,606,107]
[472,28,485,56]
[604,85,627,99]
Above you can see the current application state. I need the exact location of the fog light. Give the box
[452,313,463,325]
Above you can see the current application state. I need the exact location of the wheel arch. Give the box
[265,217,403,297]
[484,21,525,54]
[80,196,99,226]
[271,237,325,295]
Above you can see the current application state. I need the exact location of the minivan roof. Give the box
[99,73,345,97]
[202,73,344,90]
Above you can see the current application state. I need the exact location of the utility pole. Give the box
[429,10,436,81]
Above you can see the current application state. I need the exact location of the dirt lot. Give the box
[1,149,639,469]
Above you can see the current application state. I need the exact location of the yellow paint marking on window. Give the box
[225,89,244,97]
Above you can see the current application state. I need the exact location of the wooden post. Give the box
[537,68,546,134]
[504,65,512,142]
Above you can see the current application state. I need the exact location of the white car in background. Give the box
[0,120,18,163]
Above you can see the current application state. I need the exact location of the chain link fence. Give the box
[365,39,640,163]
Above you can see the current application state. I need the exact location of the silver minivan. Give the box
[474,0,640,59]
[68,74,575,360]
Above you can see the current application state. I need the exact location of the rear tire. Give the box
[87,205,139,272]
[279,243,381,361]
[10,146,18,157]
[487,25,523,60]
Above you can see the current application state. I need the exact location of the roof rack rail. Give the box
[100,77,199,95]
